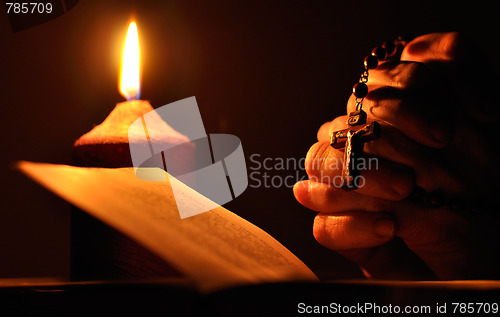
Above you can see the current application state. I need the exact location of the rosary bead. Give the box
[364,55,378,69]
[353,82,368,98]
[397,34,414,42]
[371,46,387,60]
[428,191,445,208]
[409,186,427,207]
[382,41,396,57]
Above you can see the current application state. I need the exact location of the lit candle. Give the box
[71,21,186,279]
[73,21,187,168]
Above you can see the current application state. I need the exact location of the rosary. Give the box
[330,36,409,191]
[330,36,495,217]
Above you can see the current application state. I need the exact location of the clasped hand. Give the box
[294,32,500,280]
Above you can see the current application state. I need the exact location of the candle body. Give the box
[74,100,189,167]
[72,100,191,280]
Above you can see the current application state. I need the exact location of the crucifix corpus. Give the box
[329,36,411,190]
[330,109,381,191]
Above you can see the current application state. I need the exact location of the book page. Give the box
[17,161,318,292]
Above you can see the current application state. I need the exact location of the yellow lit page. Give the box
[18,161,318,292]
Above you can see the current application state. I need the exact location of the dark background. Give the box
[0,0,498,280]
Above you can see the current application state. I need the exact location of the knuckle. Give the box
[312,215,330,247]
[317,122,331,141]
[324,186,343,207]
[392,62,434,89]
[368,196,391,212]
[375,61,435,90]
[347,93,357,112]
[364,88,403,122]
[331,115,349,130]
[405,62,435,89]
[438,32,462,61]
[317,116,348,142]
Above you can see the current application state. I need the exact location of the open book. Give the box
[17,161,318,292]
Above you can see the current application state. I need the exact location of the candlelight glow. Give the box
[120,22,140,101]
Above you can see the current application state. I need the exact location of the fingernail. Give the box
[390,168,415,197]
[374,217,395,238]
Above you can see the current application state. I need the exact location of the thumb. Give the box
[401,32,462,63]
[402,32,500,122]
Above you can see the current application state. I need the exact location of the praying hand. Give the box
[294,32,500,280]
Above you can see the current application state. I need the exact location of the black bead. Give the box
[371,46,387,60]
[428,191,445,208]
[364,55,378,69]
[382,41,396,57]
[353,82,368,98]
[409,186,428,207]
[397,34,415,43]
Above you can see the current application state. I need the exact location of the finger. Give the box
[346,60,454,147]
[317,115,349,142]
[305,142,415,200]
[293,180,390,213]
[346,88,454,148]
[402,32,500,122]
[391,200,495,279]
[313,212,396,250]
[363,123,434,168]
[319,114,448,164]
[338,239,438,280]
[363,124,457,193]
[319,119,457,193]
[401,32,462,64]
[364,60,439,91]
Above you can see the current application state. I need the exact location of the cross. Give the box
[330,120,381,190]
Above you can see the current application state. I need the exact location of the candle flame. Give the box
[120,22,140,101]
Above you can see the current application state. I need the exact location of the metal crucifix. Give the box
[330,110,381,190]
